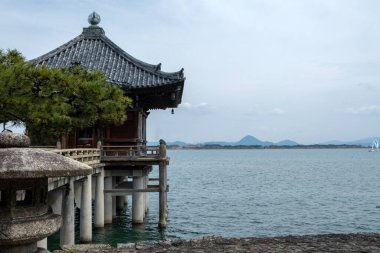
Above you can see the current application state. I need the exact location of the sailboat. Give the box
[369,139,379,152]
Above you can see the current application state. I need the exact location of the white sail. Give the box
[370,139,379,151]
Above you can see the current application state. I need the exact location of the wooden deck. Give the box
[47,145,168,190]
[100,145,168,165]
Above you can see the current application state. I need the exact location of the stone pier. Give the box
[95,170,104,228]
[80,175,92,243]
[104,176,113,224]
[159,162,168,228]
[60,178,75,247]
[132,176,144,224]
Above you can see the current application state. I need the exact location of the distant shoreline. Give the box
[167,144,366,150]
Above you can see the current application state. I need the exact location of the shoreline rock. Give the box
[53,233,380,252]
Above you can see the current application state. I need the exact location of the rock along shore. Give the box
[53,233,380,253]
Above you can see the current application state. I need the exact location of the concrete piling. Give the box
[60,178,75,246]
[80,175,92,243]
[132,176,144,224]
[95,169,105,228]
[159,162,167,228]
[104,176,113,224]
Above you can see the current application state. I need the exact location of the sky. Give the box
[1,0,380,144]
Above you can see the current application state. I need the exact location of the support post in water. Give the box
[61,178,75,246]
[80,175,92,243]
[95,169,105,228]
[104,176,113,224]
[132,176,144,223]
[159,139,168,228]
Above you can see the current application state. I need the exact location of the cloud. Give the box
[245,107,285,116]
[356,82,377,91]
[345,105,380,115]
[269,108,285,115]
[179,102,208,109]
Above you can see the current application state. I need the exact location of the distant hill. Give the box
[321,137,380,147]
[168,141,189,146]
[320,140,345,145]
[148,141,189,146]
[348,137,380,147]
[153,135,378,148]
[235,135,273,146]
[204,141,234,146]
[276,139,299,146]
[165,135,298,147]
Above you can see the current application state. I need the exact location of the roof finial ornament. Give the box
[88,11,101,26]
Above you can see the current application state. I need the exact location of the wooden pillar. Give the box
[159,139,168,228]
[61,133,68,149]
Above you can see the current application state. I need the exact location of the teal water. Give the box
[49,149,380,249]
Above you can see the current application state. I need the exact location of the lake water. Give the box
[49,149,380,249]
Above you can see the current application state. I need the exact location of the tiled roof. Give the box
[30,25,185,91]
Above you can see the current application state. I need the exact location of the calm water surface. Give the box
[49,149,380,249]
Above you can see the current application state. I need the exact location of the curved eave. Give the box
[117,77,184,92]
[125,79,185,110]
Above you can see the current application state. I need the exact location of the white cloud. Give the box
[245,108,285,116]
[269,108,285,115]
[179,102,208,109]
[345,105,380,115]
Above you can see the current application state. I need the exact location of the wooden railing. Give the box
[51,148,101,165]
[101,145,160,160]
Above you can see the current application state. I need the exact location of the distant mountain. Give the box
[322,137,380,147]
[153,135,299,147]
[168,141,188,146]
[348,137,380,147]
[148,141,189,146]
[204,141,234,146]
[276,139,299,146]
[235,135,273,146]
[320,140,346,145]
[153,135,378,148]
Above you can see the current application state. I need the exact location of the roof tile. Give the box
[31,26,184,90]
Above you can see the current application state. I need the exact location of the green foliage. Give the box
[0,49,132,140]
